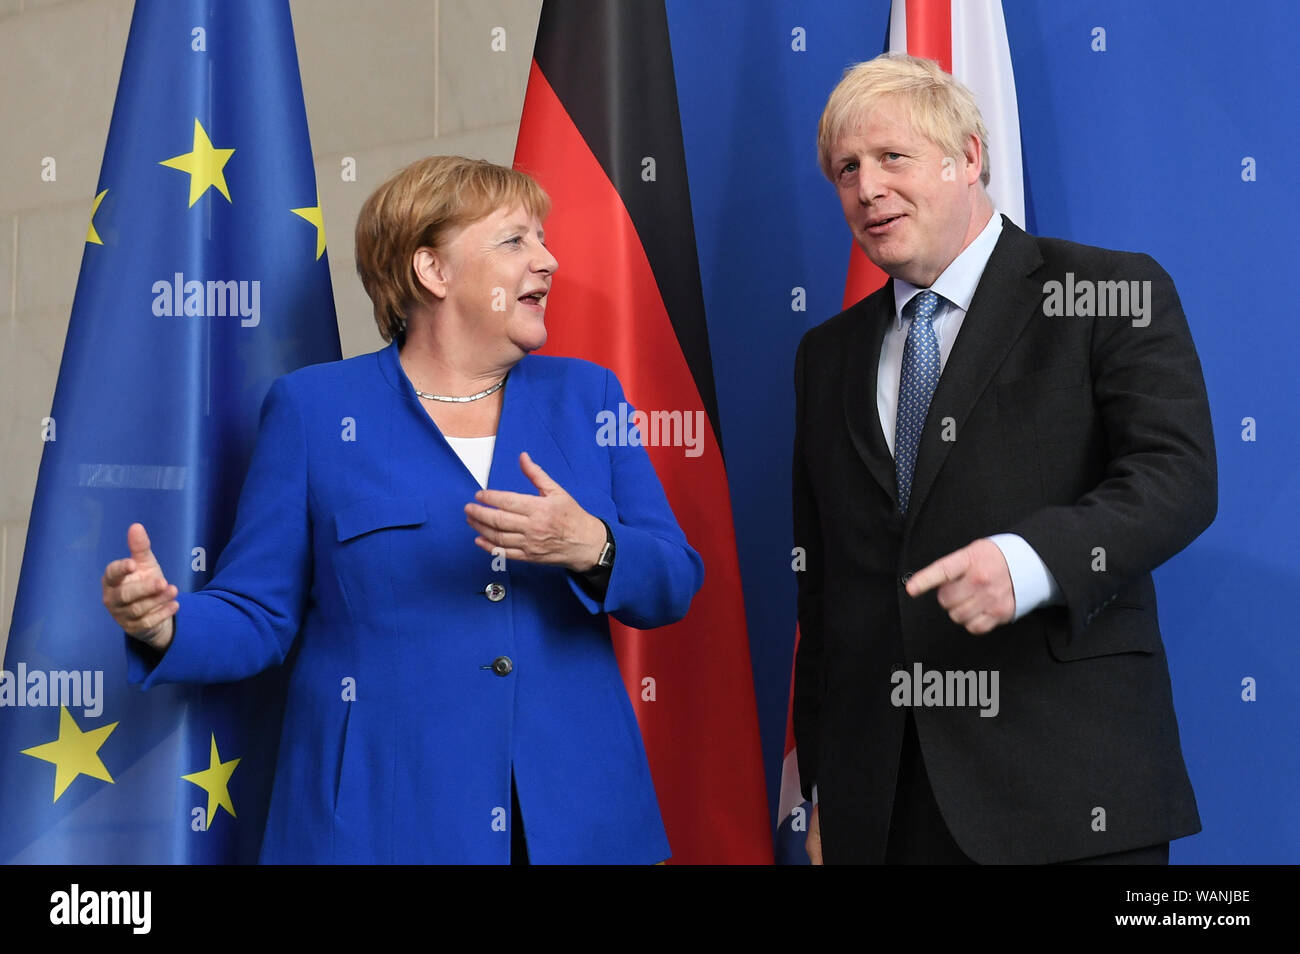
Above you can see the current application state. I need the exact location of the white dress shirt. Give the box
[879,212,1061,621]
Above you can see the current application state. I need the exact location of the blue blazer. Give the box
[129,338,704,863]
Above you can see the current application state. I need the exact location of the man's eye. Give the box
[505,236,523,245]
[839,161,858,178]
[883,152,903,162]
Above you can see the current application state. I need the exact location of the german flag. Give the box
[515,0,772,863]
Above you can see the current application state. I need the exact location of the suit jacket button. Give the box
[491,656,513,676]
[485,582,506,602]
[899,572,913,587]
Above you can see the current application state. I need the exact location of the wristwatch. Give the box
[593,519,615,570]
[573,520,615,600]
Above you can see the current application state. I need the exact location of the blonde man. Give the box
[793,54,1215,864]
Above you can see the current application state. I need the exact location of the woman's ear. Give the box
[412,246,451,301]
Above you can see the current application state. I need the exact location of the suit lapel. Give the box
[382,337,501,495]
[381,342,579,504]
[487,358,576,499]
[842,287,899,504]
[904,217,1045,525]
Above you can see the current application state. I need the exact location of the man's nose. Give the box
[847,161,889,206]
[857,165,886,204]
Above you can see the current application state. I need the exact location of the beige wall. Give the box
[0,0,543,655]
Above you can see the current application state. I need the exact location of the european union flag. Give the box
[0,0,340,862]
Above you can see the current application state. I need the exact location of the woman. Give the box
[100,156,704,864]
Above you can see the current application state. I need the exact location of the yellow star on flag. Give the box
[181,734,241,825]
[21,706,118,802]
[291,193,326,260]
[159,119,235,207]
[86,189,108,245]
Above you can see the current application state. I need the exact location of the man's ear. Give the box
[413,246,451,301]
[962,133,983,186]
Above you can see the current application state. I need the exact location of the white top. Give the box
[443,435,496,489]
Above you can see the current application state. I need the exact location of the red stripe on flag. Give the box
[842,241,890,308]
[906,0,953,71]
[515,61,772,864]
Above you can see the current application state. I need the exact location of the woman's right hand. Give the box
[102,523,178,652]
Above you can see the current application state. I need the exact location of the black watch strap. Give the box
[575,520,614,598]
[594,519,615,568]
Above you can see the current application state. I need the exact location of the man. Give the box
[792,54,1216,864]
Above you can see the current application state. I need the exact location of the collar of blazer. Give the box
[376,337,573,500]
[841,214,1047,525]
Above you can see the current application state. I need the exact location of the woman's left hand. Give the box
[465,452,607,572]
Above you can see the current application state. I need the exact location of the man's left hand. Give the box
[906,538,1016,635]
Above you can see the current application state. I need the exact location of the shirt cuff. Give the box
[988,533,1063,622]
[811,784,818,807]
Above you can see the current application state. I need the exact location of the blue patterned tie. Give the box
[895,289,941,513]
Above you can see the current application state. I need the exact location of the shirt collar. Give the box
[891,211,1004,327]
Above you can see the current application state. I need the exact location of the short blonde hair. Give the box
[817,53,990,187]
[354,156,551,342]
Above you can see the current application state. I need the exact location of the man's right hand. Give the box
[102,523,178,652]
[806,802,823,865]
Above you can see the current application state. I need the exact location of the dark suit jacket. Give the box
[792,216,1216,864]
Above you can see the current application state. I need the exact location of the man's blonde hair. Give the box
[817,53,990,186]
[354,156,551,342]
